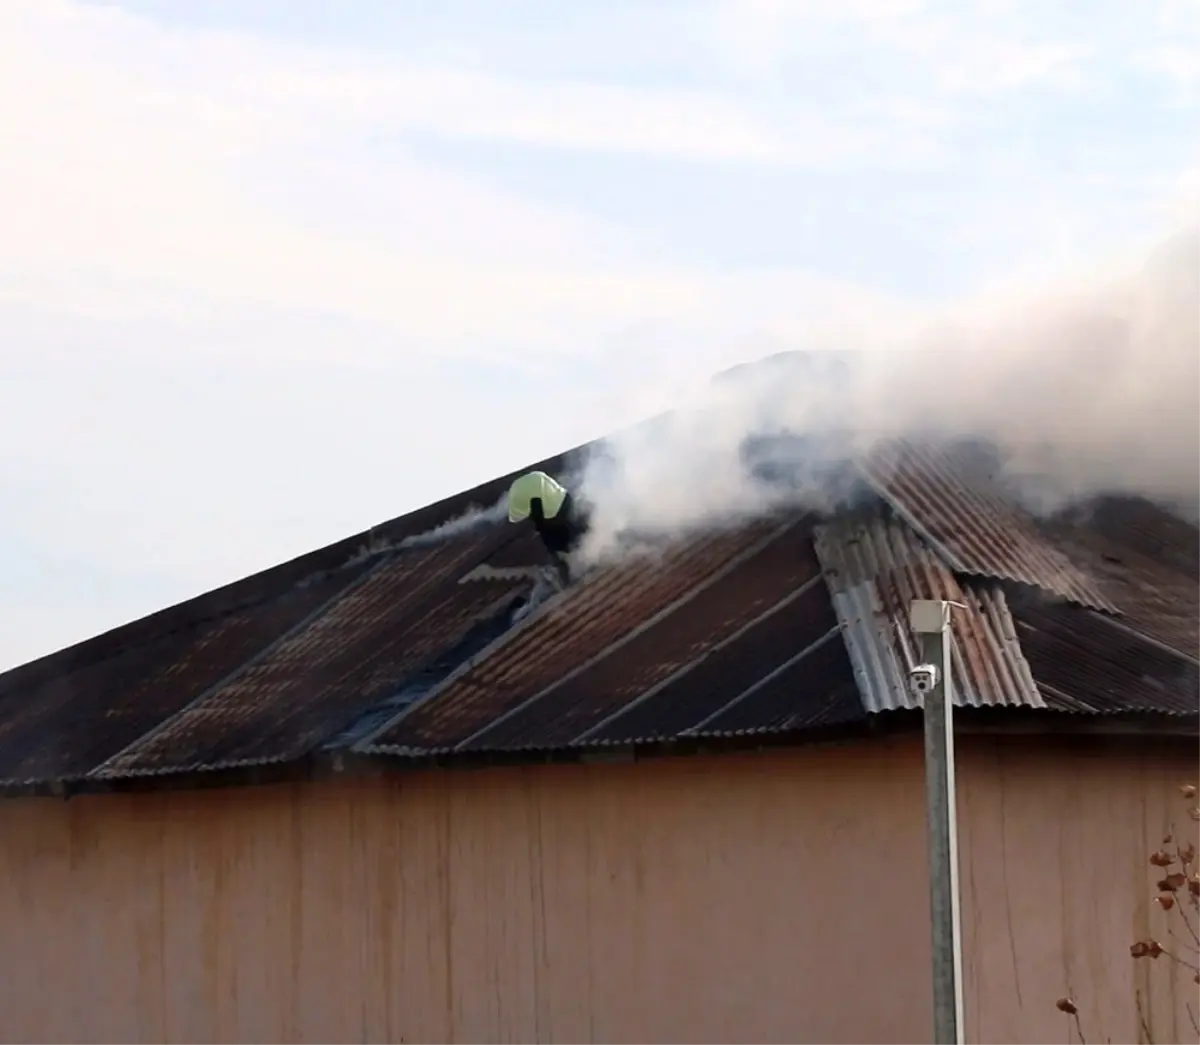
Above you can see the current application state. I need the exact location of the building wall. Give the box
[956,733,1198,1045]
[1,741,932,1044]
[0,735,1194,1044]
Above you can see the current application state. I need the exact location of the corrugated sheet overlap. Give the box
[862,439,1116,612]
[814,517,1042,712]
[93,533,522,777]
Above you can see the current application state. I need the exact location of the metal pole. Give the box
[911,599,965,1045]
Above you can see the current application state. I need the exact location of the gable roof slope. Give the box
[0,437,1194,793]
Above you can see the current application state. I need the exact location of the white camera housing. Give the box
[909,663,940,699]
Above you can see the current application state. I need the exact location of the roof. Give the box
[814,517,1043,713]
[364,516,855,754]
[860,439,1118,611]
[0,436,1195,793]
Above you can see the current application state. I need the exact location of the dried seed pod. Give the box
[1156,894,1176,910]
[1056,998,1079,1015]
[1150,850,1175,867]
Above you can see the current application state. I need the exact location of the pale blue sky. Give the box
[0,0,1196,667]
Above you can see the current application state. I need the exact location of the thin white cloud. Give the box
[705,0,1191,105]
[3,0,935,373]
[0,3,702,351]
[1135,46,1200,104]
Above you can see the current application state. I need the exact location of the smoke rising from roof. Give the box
[575,225,1200,565]
[396,498,508,549]
[347,496,507,564]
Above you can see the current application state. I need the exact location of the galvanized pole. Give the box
[910,599,965,1045]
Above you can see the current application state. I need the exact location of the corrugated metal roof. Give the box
[1012,598,1199,715]
[0,564,371,786]
[458,519,823,751]
[359,517,868,754]
[361,519,793,753]
[814,516,1043,713]
[1043,516,1199,662]
[93,531,525,778]
[1077,496,1199,577]
[583,571,842,744]
[0,444,585,787]
[690,628,863,736]
[862,439,1116,612]
[0,423,1194,790]
[485,528,557,570]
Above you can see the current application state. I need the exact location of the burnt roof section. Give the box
[861,439,1117,612]
[1012,595,1198,716]
[585,569,840,744]
[0,444,578,694]
[1043,506,1199,662]
[0,423,1196,790]
[93,529,526,778]
[359,516,864,756]
[0,444,578,786]
[0,563,371,787]
[692,629,864,736]
[1076,495,1199,578]
[363,519,802,753]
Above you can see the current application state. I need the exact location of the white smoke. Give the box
[347,496,508,564]
[396,497,508,549]
[575,225,1200,564]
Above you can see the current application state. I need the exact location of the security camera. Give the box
[909,663,939,699]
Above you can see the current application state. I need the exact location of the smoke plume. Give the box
[347,496,508,564]
[396,498,508,550]
[575,225,1200,565]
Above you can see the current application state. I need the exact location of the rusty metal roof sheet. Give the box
[1042,514,1199,662]
[0,563,370,786]
[584,569,842,744]
[1075,496,1200,577]
[814,516,1042,713]
[361,519,797,753]
[1012,597,1198,715]
[1,425,1195,790]
[0,443,584,786]
[862,439,1116,612]
[93,531,525,778]
[460,519,824,751]
[690,627,863,736]
[361,517,869,754]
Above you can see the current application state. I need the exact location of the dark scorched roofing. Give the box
[0,438,1194,790]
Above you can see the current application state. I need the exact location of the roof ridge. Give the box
[0,446,583,690]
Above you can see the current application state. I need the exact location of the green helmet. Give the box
[507,471,568,523]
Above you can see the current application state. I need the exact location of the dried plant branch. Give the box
[1136,992,1154,1045]
[1058,783,1199,1043]
[1057,998,1087,1044]
[1173,902,1200,950]
[1165,920,1200,957]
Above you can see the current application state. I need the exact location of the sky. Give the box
[0,0,1197,669]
